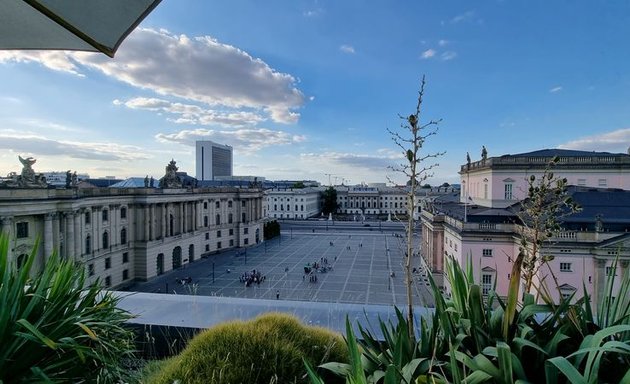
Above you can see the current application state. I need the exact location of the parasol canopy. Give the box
[0,0,162,57]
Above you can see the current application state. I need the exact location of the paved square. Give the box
[130,231,435,306]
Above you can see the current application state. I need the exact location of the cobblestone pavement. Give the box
[130,231,435,307]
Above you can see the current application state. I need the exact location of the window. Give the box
[120,227,127,244]
[205,244,209,252]
[105,257,111,270]
[205,233,209,240]
[481,274,493,295]
[228,201,233,208]
[274,204,277,210]
[560,262,572,272]
[301,205,304,211]
[598,179,607,187]
[295,204,298,211]
[204,216,208,227]
[85,235,91,254]
[228,213,233,224]
[606,266,617,276]
[216,214,221,225]
[122,269,129,280]
[217,230,222,238]
[217,241,222,249]
[102,231,109,249]
[102,209,108,222]
[105,276,111,287]
[242,212,246,222]
[17,254,28,270]
[229,229,234,236]
[504,184,513,200]
[122,252,129,263]
[244,228,249,234]
[85,211,91,224]
[16,222,28,238]
[242,200,246,207]
[215,201,220,209]
[203,201,208,209]
[88,263,94,276]
[120,207,127,219]
[229,239,234,246]
[244,238,249,245]
[482,249,493,257]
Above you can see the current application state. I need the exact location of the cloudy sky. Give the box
[1,1,630,185]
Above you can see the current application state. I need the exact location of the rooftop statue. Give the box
[0,156,48,188]
[159,159,182,188]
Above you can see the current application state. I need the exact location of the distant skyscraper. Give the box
[196,140,233,181]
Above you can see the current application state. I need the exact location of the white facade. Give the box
[0,186,264,289]
[265,188,322,219]
[195,140,233,181]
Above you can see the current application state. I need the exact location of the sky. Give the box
[1,1,630,186]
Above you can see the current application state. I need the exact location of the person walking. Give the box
[276,290,280,300]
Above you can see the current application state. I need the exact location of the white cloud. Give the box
[421,49,437,59]
[303,8,323,17]
[441,51,458,61]
[558,128,630,153]
[438,39,449,46]
[549,86,563,93]
[0,133,150,161]
[114,97,266,127]
[0,28,306,124]
[300,151,398,171]
[155,128,306,152]
[339,45,355,54]
[451,11,477,24]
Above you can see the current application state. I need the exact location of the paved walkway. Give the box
[130,232,434,307]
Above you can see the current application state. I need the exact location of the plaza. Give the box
[131,229,434,307]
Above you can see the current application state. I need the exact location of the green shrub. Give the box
[145,312,348,384]
[0,234,136,383]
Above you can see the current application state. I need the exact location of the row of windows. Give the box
[271,204,305,212]
[85,207,128,225]
[202,200,248,210]
[102,269,129,288]
[88,252,129,277]
[85,228,127,253]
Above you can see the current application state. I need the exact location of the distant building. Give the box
[195,140,233,181]
[265,187,322,219]
[42,171,89,187]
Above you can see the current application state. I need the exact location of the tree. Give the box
[388,76,444,338]
[513,156,580,294]
[291,181,305,189]
[321,186,339,215]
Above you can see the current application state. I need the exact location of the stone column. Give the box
[594,258,607,309]
[66,211,75,260]
[162,203,167,239]
[144,205,150,241]
[74,211,81,257]
[44,213,54,258]
[150,204,156,240]
[1,216,12,238]
[179,203,184,234]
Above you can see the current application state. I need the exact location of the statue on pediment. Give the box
[0,156,48,188]
[159,159,182,188]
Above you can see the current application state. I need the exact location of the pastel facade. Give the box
[422,149,630,306]
[0,187,264,289]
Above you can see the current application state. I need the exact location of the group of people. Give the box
[176,276,193,285]
[240,269,266,287]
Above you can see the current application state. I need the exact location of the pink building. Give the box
[421,149,630,306]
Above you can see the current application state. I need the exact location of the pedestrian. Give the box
[276,290,280,300]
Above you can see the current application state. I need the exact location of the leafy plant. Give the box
[0,234,136,383]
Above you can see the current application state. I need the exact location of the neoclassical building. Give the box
[0,160,264,289]
[264,187,322,219]
[421,149,630,306]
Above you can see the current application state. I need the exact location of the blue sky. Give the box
[1,1,630,185]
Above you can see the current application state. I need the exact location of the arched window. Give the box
[216,214,221,225]
[102,231,109,249]
[120,227,127,244]
[85,234,91,254]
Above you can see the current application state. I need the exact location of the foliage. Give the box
[307,255,630,383]
[264,220,281,239]
[0,234,136,383]
[515,156,581,294]
[387,76,444,338]
[322,186,339,215]
[292,181,306,189]
[145,312,348,384]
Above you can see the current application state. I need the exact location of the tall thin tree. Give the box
[388,76,444,337]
